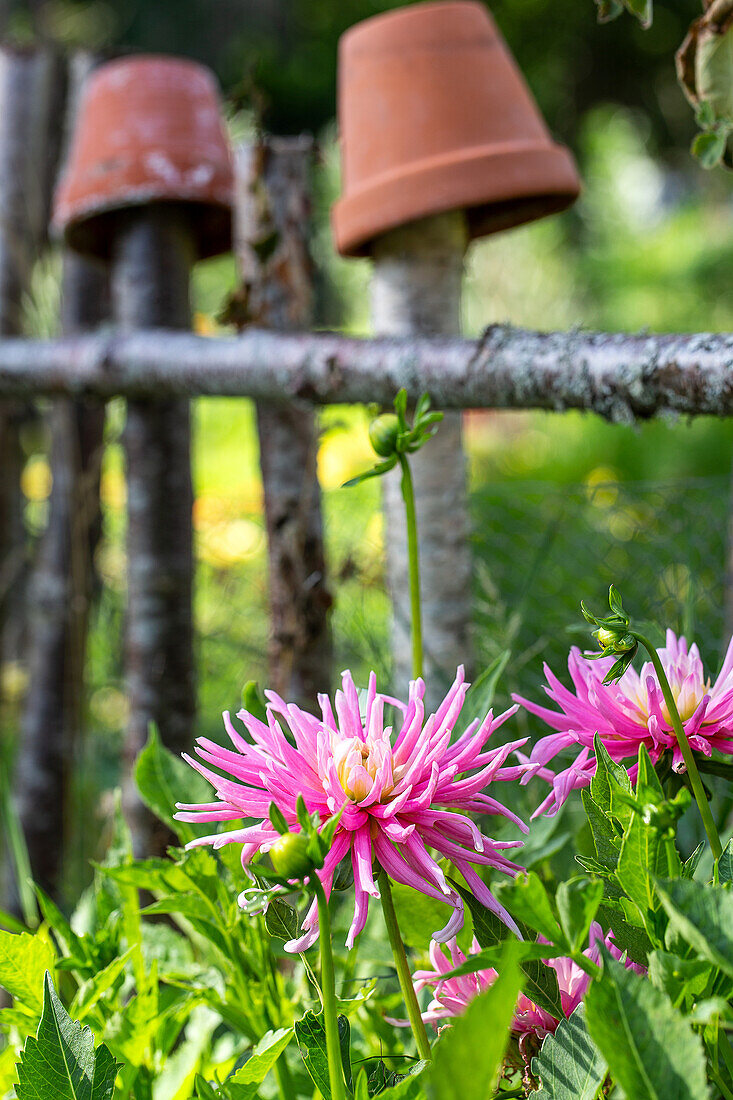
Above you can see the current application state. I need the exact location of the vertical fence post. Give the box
[111,207,197,857]
[234,138,333,706]
[371,213,473,706]
[15,54,109,902]
[0,48,64,669]
[52,56,233,858]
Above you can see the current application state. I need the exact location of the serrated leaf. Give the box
[451,880,564,1019]
[585,951,710,1100]
[15,972,120,1100]
[591,734,632,815]
[0,929,54,1010]
[532,1004,607,1100]
[294,1011,351,1100]
[718,837,733,883]
[264,897,299,941]
[426,941,521,1100]
[656,877,733,978]
[135,725,210,842]
[682,842,705,880]
[495,872,566,946]
[582,791,623,872]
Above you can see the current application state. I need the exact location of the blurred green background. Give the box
[4,0,733,893]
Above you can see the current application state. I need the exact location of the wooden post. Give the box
[234,138,332,706]
[111,205,197,858]
[0,48,65,666]
[15,53,108,901]
[371,212,473,707]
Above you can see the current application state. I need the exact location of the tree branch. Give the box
[0,325,732,420]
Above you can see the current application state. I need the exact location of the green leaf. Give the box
[264,897,299,942]
[647,950,712,1008]
[442,941,567,980]
[227,1028,293,1097]
[556,877,603,953]
[582,790,623,871]
[451,880,564,1019]
[591,734,632,816]
[134,724,210,842]
[425,941,521,1100]
[0,929,54,1010]
[692,130,727,169]
[15,972,120,1100]
[532,1005,607,1100]
[390,882,458,952]
[241,681,268,724]
[718,837,733,883]
[377,1063,429,1099]
[623,0,652,28]
[585,951,710,1100]
[656,878,733,979]
[495,872,566,946]
[294,1011,351,1100]
[682,843,705,880]
[596,903,652,967]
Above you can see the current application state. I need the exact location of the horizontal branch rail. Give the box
[1,324,733,420]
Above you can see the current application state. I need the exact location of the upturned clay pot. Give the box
[53,55,233,258]
[332,0,581,257]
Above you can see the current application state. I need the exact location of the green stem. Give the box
[633,631,723,861]
[399,454,423,681]
[313,877,347,1100]
[378,870,432,1062]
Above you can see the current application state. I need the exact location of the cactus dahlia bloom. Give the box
[176,667,527,953]
[411,924,644,1038]
[514,631,733,816]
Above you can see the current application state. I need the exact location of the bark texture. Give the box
[371,213,473,705]
[4,325,733,419]
[111,206,196,859]
[234,138,332,706]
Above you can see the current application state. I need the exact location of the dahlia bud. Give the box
[369,413,400,457]
[595,628,636,654]
[269,832,316,879]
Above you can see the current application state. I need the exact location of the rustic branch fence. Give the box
[2,47,733,911]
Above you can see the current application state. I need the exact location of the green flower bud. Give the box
[369,413,400,458]
[269,832,315,879]
[595,628,636,653]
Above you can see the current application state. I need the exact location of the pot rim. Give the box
[332,140,580,257]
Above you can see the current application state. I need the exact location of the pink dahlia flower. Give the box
[411,924,644,1038]
[176,667,527,952]
[514,631,733,816]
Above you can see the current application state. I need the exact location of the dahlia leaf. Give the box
[590,734,632,815]
[585,950,710,1100]
[655,878,733,979]
[494,872,567,947]
[15,972,120,1100]
[532,1004,607,1100]
[453,880,565,1019]
[135,725,210,843]
[718,838,733,883]
[294,1011,351,1100]
[264,897,300,942]
[557,876,604,953]
[581,789,623,871]
[647,950,712,1007]
[426,941,521,1100]
[0,928,55,1011]
[595,903,652,967]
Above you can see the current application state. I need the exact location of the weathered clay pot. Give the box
[332,0,580,257]
[53,55,233,258]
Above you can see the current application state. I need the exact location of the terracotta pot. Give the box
[53,55,233,259]
[332,0,580,257]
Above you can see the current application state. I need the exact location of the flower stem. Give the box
[633,631,723,861]
[398,454,423,681]
[312,877,347,1100]
[378,870,432,1062]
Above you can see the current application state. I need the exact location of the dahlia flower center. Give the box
[630,666,710,724]
[333,735,402,803]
